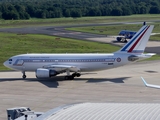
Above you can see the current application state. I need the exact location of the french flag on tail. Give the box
[116,25,154,54]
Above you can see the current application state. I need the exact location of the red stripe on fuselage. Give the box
[128,26,150,53]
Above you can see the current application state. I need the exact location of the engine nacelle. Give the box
[128,55,139,62]
[36,68,58,78]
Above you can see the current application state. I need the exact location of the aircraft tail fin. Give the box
[115,25,154,54]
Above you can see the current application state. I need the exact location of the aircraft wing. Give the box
[141,77,160,89]
[43,64,80,72]
[109,36,126,38]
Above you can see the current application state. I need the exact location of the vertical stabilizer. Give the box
[115,25,154,54]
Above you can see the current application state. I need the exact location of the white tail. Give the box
[116,25,154,54]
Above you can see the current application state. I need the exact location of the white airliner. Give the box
[141,77,160,89]
[3,25,155,80]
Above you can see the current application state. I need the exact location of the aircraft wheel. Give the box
[64,76,69,80]
[72,73,76,77]
[22,75,26,79]
[64,76,74,80]
[124,40,128,43]
[116,37,121,42]
[72,73,81,77]
[69,76,74,80]
[76,73,81,77]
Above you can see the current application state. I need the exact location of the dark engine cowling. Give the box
[36,68,58,78]
[128,55,139,62]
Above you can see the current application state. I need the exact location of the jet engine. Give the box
[128,55,139,61]
[36,68,58,78]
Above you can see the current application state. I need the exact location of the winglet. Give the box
[141,77,148,87]
[141,77,160,89]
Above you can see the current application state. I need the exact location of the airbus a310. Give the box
[3,25,155,80]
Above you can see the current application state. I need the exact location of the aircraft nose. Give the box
[3,61,8,67]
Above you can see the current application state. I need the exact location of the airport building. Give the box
[8,102,160,120]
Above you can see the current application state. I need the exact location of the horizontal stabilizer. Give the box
[144,53,156,57]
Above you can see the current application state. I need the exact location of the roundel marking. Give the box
[117,58,121,62]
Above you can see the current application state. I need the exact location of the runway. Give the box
[0,60,160,119]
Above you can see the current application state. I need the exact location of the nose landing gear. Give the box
[22,71,26,79]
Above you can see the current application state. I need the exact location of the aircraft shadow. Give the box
[145,70,158,73]
[0,77,60,88]
[0,76,130,88]
[112,40,127,43]
[74,77,130,83]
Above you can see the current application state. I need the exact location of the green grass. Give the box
[145,55,160,61]
[66,24,141,35]
[66,23,160,41]
[1,14,160,28]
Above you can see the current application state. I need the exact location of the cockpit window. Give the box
[9,59,12,61]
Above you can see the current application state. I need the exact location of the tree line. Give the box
[0,0,160,20]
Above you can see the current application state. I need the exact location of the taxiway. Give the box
[0,60,160,119]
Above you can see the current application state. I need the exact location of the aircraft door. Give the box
[17,57,25,70]
[12,57,25,71]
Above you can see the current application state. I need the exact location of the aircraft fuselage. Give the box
[4,53,131,72]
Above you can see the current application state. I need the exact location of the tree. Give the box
[71,9,82,17]
[111,8,123,16]
[41,11,46,19]
[1,0,160,19]
[24,12,30,19]
[64,9,71,17]
[122,7,132,15]
[140,6,147,14]
[0,12,2,18]
[54,9,62,18]
[15,5,25,12]
[2,11,19,20]
[149,6,160,14]
[88,8,101,16]
[26,5,35,17]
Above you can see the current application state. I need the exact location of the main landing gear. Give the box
[64,72,81,80]
[22,71,26,79]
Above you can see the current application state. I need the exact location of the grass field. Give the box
[0,14,160,28]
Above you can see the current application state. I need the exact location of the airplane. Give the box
[3,25,155,80]
[116,30,160,42]
[141,77,160,89]
[116,30,136,42]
